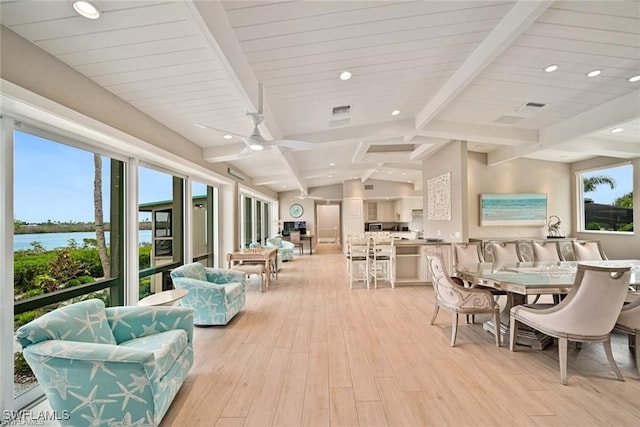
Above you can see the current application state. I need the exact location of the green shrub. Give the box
[20,288,44,299]
[14,352,34,380]
[14,311,39,328]
[619,222,634,232]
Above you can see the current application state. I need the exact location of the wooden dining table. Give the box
[227,247,278,292]
[455,260,640,349]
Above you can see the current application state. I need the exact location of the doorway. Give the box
[316,204,341,245]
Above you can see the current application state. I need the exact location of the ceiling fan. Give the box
[195,83,315,157]
[291,191,324,201]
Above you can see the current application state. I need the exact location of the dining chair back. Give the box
[510,264,631,385]
[426,254,501,347]
[532,240,562,261]
[289,230,304,255]
[488,241,522,263]
[452,242,485,265]
[572,240,607,261]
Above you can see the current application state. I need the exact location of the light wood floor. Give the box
[159,243,640,426]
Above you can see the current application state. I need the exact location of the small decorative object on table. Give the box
[547,215,564,238]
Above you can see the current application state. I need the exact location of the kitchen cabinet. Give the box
[394,197,422,222]
[364,201,395,221]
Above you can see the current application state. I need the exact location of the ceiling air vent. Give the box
[364,184,374,190]
[331,105,351,117]
[515,102,546,113]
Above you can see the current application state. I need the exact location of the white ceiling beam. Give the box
[410,140,450,162]
[557,138,640,158]
[415,0,552,129]
[488,90,640,165]
[416,120,538,146]
[287,119,417,145]
[352,141,372,163]
[278,148,307,193]
[189,1,307,192]
[252,173,290,186]
[202,143,245,163]
[361,169,377,182]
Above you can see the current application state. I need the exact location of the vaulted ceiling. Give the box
[1,0,639,195]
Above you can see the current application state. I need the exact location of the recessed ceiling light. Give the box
[628,74,640,82]
[328,175,332,178]
[388,172,392,175]
[339,71,352,81]
[329,162,335,166]
[73,1,100,19]
[611,128,624,133]
[391,110,400,116]
[476,145,484,149]
[586,69,602,77]
[407,180,413,183]
[223,134,232,139]
[544,64,558,73]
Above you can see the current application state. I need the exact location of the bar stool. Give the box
[347,236,370,289]
[369,236,395,288]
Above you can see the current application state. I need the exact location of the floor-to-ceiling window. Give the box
[9,124,125,408]
[240,192,273,248]
[191,181,218,266]
[138,166,184,298]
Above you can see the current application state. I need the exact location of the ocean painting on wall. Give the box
[480,193,547,226]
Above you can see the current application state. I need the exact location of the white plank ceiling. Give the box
[1,0,639,194]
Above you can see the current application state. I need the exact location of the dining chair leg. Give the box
[450,311,459,347]
[493,310,501,347]
[509,317,518,351]
[634,334,640,373]
[430,305,439,325]
[602,337,624,382]
[559,337,568,385]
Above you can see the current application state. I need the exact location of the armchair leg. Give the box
[559,337,568,385]
[450,311,459,347]
[603,337,624,382]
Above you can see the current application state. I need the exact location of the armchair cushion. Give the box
[170,263,246,325]
[266,237,294,263]
[15,299,117,348]
[15,299,194,426]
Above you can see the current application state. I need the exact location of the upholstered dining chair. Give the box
[614,295,640,373]
[488,241,523,263]
[510,264,631,385]
[426,254,501,347]
[289,230,304,255]
[532,240,562,262]
[571,240,607,261]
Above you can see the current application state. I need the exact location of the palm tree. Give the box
[94,154,110,278]
[583,175,616,192]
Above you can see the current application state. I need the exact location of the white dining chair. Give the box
[510,264,631,385]
[426,254,501,347]
[614,295,640,373]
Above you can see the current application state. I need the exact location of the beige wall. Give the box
[467,151,572,240]
[422,140,467,241]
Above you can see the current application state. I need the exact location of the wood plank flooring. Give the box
[161,243,640,426]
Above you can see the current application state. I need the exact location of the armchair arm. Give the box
[23,339,154,365]
[106,305,194,344]
[205,267,247,285]
[280,241,295,250]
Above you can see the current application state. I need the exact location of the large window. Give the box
[138,166,184,298]
[240,193,272,248]
[12,128,125,406]
[579,163,633,232]
[192,181,217,266]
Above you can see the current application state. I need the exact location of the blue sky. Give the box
[14,131,206,223]
[582,164,633,205]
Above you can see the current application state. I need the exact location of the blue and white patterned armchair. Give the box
[15,298,193,427]
[170,263,246,325]
[266,237,294,264]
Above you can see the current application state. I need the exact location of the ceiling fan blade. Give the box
[237,146,253,159]
[272,139,316,150]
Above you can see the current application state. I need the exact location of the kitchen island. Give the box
[393,240,451,285]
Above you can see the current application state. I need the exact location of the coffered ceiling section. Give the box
[1,0,639,193]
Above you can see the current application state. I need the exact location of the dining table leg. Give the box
[482,292,554,350]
